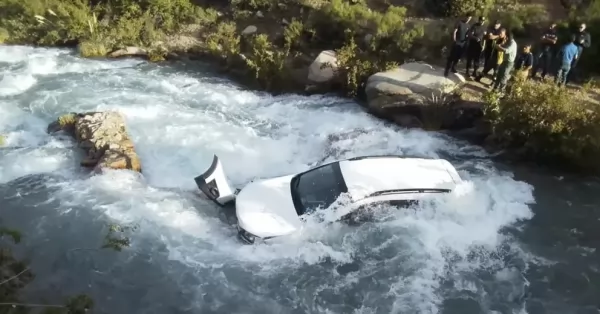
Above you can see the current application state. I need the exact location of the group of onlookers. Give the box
[444,13,592,92]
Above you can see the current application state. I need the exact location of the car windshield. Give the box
[290,162,349,216]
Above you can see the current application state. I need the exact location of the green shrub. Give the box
[244,33,289,90]
[283,18,305,50]
[0,0,218,55]
[230,0,277,11]
[0,27,9,43]
[205,21,241,61]
[335,35,399,96]
[79,40,108,57]
[425,0,496,17]
[483,79,600,172]
[489,3,548,37]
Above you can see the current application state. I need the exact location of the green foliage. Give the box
[425,0,496,17]
[102,223,138,251]
[0,0,219,55]
[0,28,8,44]
[483,79,600,171]
[315,2,421,96]
[283,18,305,50]
[230,0,276,11]
[244,34,290,90]
[489,2,548,36]
[0,228,21,244]
[205,22,241,61]
[0,135,5,148]
[335,35,399,96]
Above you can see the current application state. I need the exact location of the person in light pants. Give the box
[492,32,518,93]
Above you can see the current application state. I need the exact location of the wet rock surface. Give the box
[47,111,142,173]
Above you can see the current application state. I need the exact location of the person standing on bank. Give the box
[465,16,487,79]
[556,34,579,86]
[476,27,507,83]
[444,13,473,77]
[482,20,502,76]
[492,31,517,93]
[531,22,558,80]
[567,22,591,83]
[514,43,534,80]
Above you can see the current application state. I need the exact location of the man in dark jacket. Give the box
[481,20,502,76]
[531,22,558,80]
[475,27,507,83]
[444,13,473,77]
[514,43,534,80]
[567,22,591,83]
[465,16,487,78]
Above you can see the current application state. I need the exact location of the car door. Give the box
[339,198,419,224]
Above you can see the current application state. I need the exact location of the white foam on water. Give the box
[0,45,536,313]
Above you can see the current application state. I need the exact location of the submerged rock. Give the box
[365,62,480,130]
[47,112,142,173]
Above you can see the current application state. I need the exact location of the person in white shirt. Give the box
[492,31,518,92]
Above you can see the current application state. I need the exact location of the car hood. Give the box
[235,174,302,238]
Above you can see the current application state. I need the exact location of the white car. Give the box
[194,155,462,244]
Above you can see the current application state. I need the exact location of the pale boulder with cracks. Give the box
[47,111,142,173]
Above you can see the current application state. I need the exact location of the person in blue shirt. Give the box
[555,34,579,86]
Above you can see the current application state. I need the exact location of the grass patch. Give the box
[58,113,76,127]
[483,79,600,172]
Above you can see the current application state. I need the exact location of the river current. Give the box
[0,45,599,314]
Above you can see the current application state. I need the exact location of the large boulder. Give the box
[365,62,479,130]
[308,50,338,83]
[47,111,142,173]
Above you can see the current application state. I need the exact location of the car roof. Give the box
[337,155,461,200]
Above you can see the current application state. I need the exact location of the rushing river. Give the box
[0,45,599,314]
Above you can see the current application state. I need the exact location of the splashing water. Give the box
[0,45,537,314]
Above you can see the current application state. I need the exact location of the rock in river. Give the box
[47,111,142,173]
[365,62,481,130]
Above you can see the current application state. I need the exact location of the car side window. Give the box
[295,163,347,214]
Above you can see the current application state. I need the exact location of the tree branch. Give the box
[0,267,30,286]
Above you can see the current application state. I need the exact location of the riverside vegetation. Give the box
[1,0,600,174]
[0,222,136,313]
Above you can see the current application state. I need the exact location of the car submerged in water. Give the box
[194,155,463,244]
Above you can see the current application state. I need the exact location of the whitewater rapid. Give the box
[0,45,537,314]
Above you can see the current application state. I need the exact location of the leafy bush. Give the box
[335,35,399,96]
[318,3,421,96]
[483,79,600,172]
[489,2,549,37]
[244,34,289,90]
[205,21,241,61]
[425,0,496,17]
[0,0,218,55]
[0,27,9,43]
[230,0,276,11]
